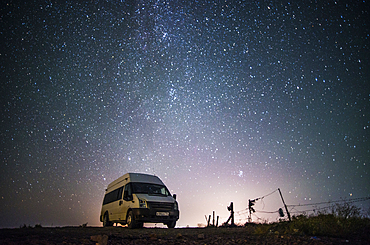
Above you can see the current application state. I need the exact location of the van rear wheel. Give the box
[103,213,112,227]
[166,221,176,228]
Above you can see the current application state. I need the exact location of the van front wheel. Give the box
[127,211,136,229]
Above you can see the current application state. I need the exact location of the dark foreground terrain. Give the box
[0,226,369,245]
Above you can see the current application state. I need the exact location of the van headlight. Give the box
[138,198,147,208]
[174,201,178,210]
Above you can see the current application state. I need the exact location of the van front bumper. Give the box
[131,208,179,223]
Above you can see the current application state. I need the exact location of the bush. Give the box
[253,224,270,235]
[20,224,32,229]
[283,203,370,239]
[256,203,370,239]
[288,213,342,236]
[35,224,42,228]
[331,202,361,219]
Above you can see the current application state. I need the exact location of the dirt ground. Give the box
[0,226,368,245]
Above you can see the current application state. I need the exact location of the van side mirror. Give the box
[173,194,177,200]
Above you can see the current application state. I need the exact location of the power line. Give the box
[287,196,370,217]
[247,189,279,204]
[260,188,279,199]
[255,209,281,214]
[289,204,332,213]
[287,196,370,208]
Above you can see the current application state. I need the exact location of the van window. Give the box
[123,183,133,200]
[103,186,123,205]
[131,183,171,196]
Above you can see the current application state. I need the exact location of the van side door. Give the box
[110,186,124,221]
[120,183,133,221]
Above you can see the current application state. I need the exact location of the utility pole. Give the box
[278,188,291,222]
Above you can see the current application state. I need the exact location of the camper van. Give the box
[100,173,179,228]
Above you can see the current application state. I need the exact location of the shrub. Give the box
[35,224,42,228]
[253,224,271,235]
[284,204,370,238]
[331,202,361,219]
[20,224,32,229]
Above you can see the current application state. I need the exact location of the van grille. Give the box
[147,202,174,211]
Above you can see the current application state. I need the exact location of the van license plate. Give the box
[156,212,169,216]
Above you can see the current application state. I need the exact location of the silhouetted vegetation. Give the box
[79,222,88,228]
[20,223,43,229]
[20,224,32,229]
[34,223,42,228]
[250,202,370,240]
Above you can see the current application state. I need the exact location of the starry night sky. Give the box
[1,0,369,228]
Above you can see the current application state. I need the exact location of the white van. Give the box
[100,173,179,228]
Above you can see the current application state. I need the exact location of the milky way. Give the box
[1,0,369,227]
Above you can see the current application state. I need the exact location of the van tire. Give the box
[166,221,176,228]
[103,212,112,227]
[126,211,136,229]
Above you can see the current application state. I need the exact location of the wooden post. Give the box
[229,202,235,226]
[248,199,252,223]
[213,211,215,226]
[278,188,291,221]
[224,202,235,227]
[216,216,219,227]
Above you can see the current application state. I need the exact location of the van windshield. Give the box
[131,183,171,196]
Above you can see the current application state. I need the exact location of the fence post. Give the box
[278,188,291,221]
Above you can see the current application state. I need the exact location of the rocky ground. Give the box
[0,226,368,245]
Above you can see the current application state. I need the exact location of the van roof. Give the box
[106,173,164,191]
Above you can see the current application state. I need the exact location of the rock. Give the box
[149,233,157,240]
[90,234,109,245]
[198,233,205,239]
[176,233,183,239]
